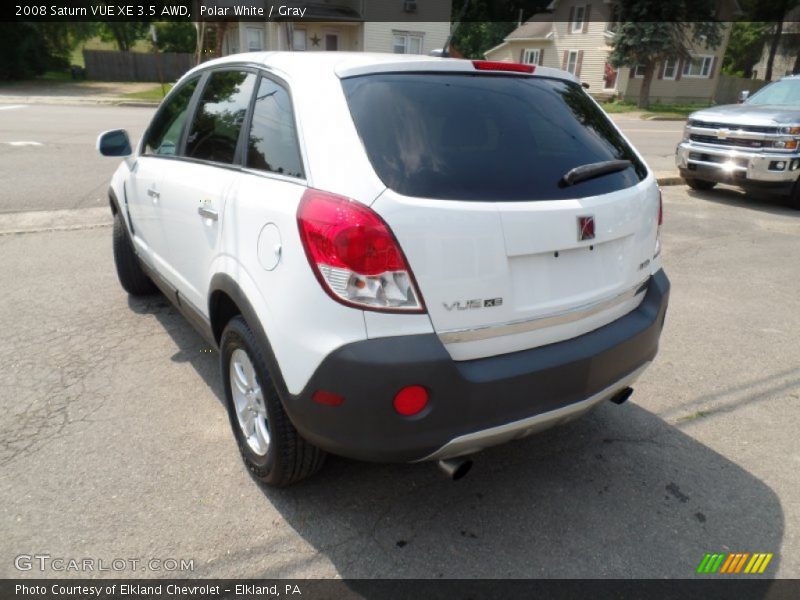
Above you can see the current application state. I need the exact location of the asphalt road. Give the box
[611,114,685,175]
[0,104,684,214]
[0,104,153,214]
[1,184,798,579]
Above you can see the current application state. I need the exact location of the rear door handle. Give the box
[198,206,219,221]
[147,187,160,200]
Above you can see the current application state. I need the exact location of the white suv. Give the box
[98,53,669,486]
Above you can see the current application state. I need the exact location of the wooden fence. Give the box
[83,50,194,82]
[714,75,769,105]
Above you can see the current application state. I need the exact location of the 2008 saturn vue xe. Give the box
[98,53,669,486]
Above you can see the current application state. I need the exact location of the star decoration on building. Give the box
[310,34,321,47]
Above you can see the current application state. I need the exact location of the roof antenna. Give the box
[441,0,472,58]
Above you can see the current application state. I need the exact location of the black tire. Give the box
[685,178,717,191]
[220,316,326,487]
[789,179,800,211]
[112,212,156,296]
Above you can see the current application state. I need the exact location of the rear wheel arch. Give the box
[208,274,292,400]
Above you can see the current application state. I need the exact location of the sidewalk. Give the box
[0,80,160,107]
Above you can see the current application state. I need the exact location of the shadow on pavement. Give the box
[687,185,799,217]
[127,294,784,580]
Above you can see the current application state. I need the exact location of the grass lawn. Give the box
[71,37,153,67]
[122,83,174,102]
[601,99,711,119]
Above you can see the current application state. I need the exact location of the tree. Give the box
[722,22,770,78]
[746,0,799,81]
[99,23,148,51]
[452,21,517,58]
[153,22,197,54]
[608,1,724,109]
[449,0,549,58]
[0,23,94,79]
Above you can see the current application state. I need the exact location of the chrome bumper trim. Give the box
[418,362,650,461]
[676,142,800,183]
[438,278,649,344]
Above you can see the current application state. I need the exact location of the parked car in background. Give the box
[98,52,669,486]
[676,75,800,209]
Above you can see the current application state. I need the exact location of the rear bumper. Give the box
[284,270,670,463]
[676,142,799,193]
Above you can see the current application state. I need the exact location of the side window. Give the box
[185,70,257,164]
[245,77,305,179]
[143,77,199,156]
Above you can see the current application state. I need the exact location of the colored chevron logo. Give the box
[696,552,774,574]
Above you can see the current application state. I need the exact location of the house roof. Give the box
[506,13,554,41]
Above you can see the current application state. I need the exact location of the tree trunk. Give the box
[766,20,784,81]
[214,22,229,59]
[194,22,205,64]
[637,61,656,109]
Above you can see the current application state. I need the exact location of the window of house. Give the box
[325,34,339,51]
[246,77,304,179]
[603,63,618,90]
[682,55,714,78]
[247,28,264,52]
[393,32,423,54]
[572,5,586,33]
[633,64,646,78]
[662,59,677,80]
[522,49,540,65]
[143,77,199,156]
[566,50,579,75]
[292,29,306,51]
[185,70,257,165]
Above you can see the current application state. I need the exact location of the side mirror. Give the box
[97,129,132,157]
[738,90,750,104]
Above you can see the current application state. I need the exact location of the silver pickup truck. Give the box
[676,75,800,209]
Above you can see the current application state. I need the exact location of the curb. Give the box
[0,207,112,236]
[115,101,159,108]
[0,96,157,108]
[656,175,684,186]
[644,114,688,121]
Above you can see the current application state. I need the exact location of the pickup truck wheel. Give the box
[220,316,326,487]
[790,180,800,211]
[112,213,156,296]
[685,178,716,191]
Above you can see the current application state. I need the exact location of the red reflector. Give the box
[658,189,663,226]
[312,390,344,407]
[393,385,429,416]
[472,60,535,74]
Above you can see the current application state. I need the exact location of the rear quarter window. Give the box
[342,73,647,201]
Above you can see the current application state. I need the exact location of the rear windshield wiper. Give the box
[559,160,632,187]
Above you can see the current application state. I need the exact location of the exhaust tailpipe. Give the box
[609,387,634,405]
[437,457,473,481]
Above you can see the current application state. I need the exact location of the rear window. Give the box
[342,73,647,201]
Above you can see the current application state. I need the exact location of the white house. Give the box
[218,1,452,56]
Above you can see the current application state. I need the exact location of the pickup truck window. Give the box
[748,78,800,106]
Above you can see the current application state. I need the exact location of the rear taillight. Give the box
[297,189,425,313]
[472,60,535,74]
[655,188,663,258]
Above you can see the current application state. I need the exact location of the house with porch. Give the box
[218,1,451,56]
[484,0,741,104]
